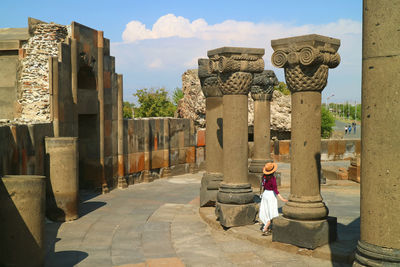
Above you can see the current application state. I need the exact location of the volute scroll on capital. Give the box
[198,58,222,97]
[206,47,265,95]
[250,70,279,101]
[271,34,341,93]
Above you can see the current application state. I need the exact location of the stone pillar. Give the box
[142,118,151,182]
[270,34,341,249]
[198,58,224,207]
[97,31,108,194]
[161,118,171,178]
[117,74,127,189]
[50,56,60,137]
[45,137,79,221]
[208,47,265,227]
[248,70,278,187]
[0,175,46,266]
[353,1,400,265]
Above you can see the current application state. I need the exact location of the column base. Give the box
[353,240,400,266]
[142,170,152,183]
[248,159,273,173]
[161,167,171,178]
[200,173,223,207]
[215,202,258,228]
[272,215,337,249]
[117,176,128,189]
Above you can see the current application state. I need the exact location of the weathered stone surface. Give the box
[15,23,69,124]
[176,70,291,132]
[45,137,79,222]
[0,175,46,267]
[175,69,206,128]
[200,173,223,207]
[215,202,258,228]
[354,240,400,266]
[217,183,254,205]
[272,216,337,249]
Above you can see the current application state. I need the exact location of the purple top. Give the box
[262,175,279,195]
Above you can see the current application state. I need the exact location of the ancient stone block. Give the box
[272,216,337,249]
[197,129,206,147]
[215,202,258,228]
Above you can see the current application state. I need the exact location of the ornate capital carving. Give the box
[207,47,265,95]
[271,34,340,93]
[198,58,222,97]
[250,70,279,101]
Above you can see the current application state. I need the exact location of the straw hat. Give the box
[263,162,277,175]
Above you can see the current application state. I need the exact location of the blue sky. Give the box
[1,0,362,103]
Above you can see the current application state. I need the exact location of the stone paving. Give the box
[45,162,359,267]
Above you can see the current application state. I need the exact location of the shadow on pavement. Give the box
[328,216,360,265]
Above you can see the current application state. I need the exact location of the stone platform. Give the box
[44,162,358,266]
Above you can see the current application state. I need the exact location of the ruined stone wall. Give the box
[176,69,291,135]
[16,23,69,123]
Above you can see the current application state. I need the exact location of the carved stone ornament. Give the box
[250,70,279,101]
[271,34,340,93]
[198,58,222,97]
[207,47,265,95]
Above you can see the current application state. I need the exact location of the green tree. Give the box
[172,87,184,106]
[133,88,176,117]
[123,101,134,118]
[274,82,291,95]
[321,106,335,138]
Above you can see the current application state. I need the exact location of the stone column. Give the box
[248,70,278,187]
[198,58,224,207]
[45,137,79,222]
[270,34,341,249]
[97,31,108,193]
[208,47,265,227]
[117,74,127,189]
[353,1,400,265]
[0,175,46,266]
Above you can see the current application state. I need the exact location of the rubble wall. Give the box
[17,23,69,124]
[176,69,291,138]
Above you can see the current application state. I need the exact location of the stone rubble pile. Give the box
[15,23,69,124]
[176,69,291,131]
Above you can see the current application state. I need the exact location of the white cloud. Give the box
[114,14,362,102]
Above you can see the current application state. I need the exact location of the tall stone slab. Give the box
[270,34,341,249]
[208,47,265,227]
[198,58,224,207]
[248,70,278,187]
[353,1,400,266]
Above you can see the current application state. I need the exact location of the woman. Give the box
[259,162,288,235]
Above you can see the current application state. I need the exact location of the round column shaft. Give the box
[253,99,271,161]
[205,97,223,175]
[45,137,79,221]
[222,94,248,184]
[354,1,400,265]
[0,175,46,267]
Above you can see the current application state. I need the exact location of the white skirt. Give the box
[259,190,279,225]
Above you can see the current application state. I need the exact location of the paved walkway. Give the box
[45,164,359,267]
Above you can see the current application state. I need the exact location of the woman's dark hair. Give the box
[263,173,275,182]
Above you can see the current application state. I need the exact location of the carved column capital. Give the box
[250,70,279,101]
[271,34,340,93]
[207,47,265,95]
[198,58,222,97]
